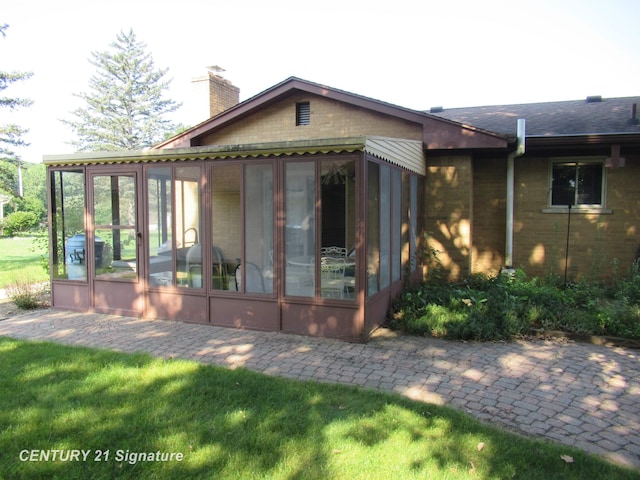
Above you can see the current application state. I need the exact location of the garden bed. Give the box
[389,267,640,343]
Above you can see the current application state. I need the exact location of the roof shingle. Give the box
[428,96,640,136]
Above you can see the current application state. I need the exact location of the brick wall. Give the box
[200,93,423,145]
[191,73,240,119]
[513,155,640,279]
[424,155,473,280]
[472,157,507,276]
[208,74,240,117]
[431,153,640,281]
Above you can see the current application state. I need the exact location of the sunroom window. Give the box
[147,166,201,287]
[50,169,86,280]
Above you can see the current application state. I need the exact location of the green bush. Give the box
[615,260,640,305]
[1,211,40,236]
[391,267,640,341]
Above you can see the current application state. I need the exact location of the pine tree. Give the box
[63,29,181,152]
[0,24,33,197]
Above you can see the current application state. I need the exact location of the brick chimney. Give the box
[190,66,240,121]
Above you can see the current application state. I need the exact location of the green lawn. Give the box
[1,338,638,480]
[0,236,49,288]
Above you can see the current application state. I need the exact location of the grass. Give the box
[0,236,49,289]
[1,338,638,479]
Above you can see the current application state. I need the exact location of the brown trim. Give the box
[47,150,417,341]
[154,77,507,151]
[87,165,144,317]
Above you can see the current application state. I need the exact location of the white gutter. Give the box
[504,119,526,269]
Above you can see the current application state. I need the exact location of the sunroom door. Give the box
[90,169,144,316]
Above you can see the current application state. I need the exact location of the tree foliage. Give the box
[0,24,33,197]
[1,210,39,236]
[3,163,47,220]
[62,29,181,152]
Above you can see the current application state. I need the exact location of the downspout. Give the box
[504,119,526,272]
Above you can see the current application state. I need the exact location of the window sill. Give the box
[541,207,612,214]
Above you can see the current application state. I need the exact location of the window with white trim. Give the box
[550,160,604,207]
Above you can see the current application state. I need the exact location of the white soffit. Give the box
[364,136,426,175]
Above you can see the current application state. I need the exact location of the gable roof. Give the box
[155,77,507,151]
[428,96,640,137]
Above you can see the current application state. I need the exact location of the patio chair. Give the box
[183,227,198,247]
[321,246,348,257]
[285,268,314,296]
[235,262,266,293]
[320,256,346,299]
[186,244,228,289]
[211,245,227,289]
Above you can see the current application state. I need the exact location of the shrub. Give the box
[1,211,40,236]
[390,267,640,342]
[6,280,47,310]
[615,260,640,305]
[404,304,469,337]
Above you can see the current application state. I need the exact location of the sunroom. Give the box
[45,136,424,341]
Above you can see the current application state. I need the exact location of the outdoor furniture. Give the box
[186,244,227,288]
[183,227,198,247]
[284,256,314,296]
[321,246,348,257]
[320,256,346,299]
[235,262,266,293]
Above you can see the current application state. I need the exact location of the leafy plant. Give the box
[29,234,50,274]
[391,265,640,341]
[6,278,47,310]
[1,211,39,236]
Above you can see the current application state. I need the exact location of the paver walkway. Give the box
[1,308,639,469]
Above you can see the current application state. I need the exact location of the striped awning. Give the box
[363,136,425,175]
[44,136,426,175]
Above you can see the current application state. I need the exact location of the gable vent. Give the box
[296,102,310,126]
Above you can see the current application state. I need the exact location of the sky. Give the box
[3,0,640,163]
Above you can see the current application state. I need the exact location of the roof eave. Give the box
[44,138,371,167]
[154,77,507,151]
[526,132,640,147]
[44,136,428,175]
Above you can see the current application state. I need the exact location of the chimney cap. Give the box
[206,65,226,76]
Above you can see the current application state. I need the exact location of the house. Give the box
[44,74,640,341]
[429,95,640,280]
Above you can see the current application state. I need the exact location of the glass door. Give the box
[91,172,140,282]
